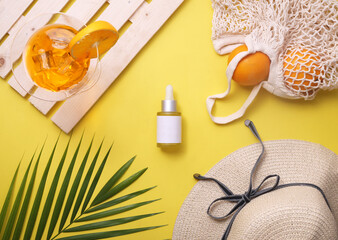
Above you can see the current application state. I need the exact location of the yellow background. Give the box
[0,0,337,239]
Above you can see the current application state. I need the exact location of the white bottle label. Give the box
[157,116,182,143]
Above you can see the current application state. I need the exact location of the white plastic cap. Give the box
[165,85,174,100]
[162,85,176,112]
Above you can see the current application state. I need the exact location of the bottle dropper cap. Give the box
[161,85,177,112]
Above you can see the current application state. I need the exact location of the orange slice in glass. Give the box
[69,21,119,59]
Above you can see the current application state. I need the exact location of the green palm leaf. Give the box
[92,168,148,206]
[23,136,60,240]
[0,161,21,234]
[91,156,136,207]
[56,226,165,240]
[70,137,95,222]
[80,140,106,214]
[12,145,44,240]
[77,199,160,222]
[47,135,83,239]
[59,136,88,231]
[0,135,165,240]
[2,154,34,240]
[35,138,71,240]
[86,186,156,213]
[65,212,163,232]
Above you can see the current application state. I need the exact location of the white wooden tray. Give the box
[0,0,183,133]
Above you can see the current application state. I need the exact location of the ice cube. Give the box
[55,52,75,75]
[64,59,86,80]
[46,28,75,50]
[32,49,55,72]
[56,54,88,89]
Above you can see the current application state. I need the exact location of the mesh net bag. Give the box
[207,0,338,124]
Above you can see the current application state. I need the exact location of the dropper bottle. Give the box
[157,85,182,147]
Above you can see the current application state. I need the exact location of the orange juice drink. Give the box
[24,24,90,92]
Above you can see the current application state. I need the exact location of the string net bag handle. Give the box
[206,47,264,124]
[207,0,338,124]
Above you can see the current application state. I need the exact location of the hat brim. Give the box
[173,140,338,239]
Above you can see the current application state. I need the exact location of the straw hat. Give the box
[173,121,338,240]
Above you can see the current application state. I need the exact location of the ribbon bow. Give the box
[194,120,331,240]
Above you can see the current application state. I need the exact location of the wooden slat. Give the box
[63,0,107,24]
[30,0,144,114]
[10,63,32,96]
[0,0,33,39]
[97,0,144,29]
[52,0,184,133]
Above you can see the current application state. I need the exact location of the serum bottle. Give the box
[157,85,182,147]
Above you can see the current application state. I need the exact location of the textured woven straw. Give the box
[173,140,338,239]
[206,0,338,124]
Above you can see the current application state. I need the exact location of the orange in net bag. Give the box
[206,0,337,124]
[283,48,322,97]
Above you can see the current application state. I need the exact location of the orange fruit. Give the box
[283,48,321,96]
[69,21,119,59]
[227,45,270,86]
